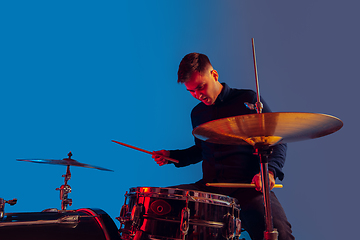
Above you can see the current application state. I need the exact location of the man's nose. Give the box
[195,90,202,99]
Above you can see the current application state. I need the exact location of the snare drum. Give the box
[118,187,241,240]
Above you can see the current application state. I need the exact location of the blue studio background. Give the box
[1,1,359,239]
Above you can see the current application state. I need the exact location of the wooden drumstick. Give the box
[206,183,283,188]
[112,140,179,164]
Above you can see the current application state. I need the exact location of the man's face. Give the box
[184,69,221,106]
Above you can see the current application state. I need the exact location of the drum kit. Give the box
[0,40,344,240]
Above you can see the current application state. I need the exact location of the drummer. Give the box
[153,53,294,240]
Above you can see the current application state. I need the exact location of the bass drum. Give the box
[0,208,121,240]
[118,187,241,240]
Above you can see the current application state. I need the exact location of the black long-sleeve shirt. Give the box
[170,83,287,183]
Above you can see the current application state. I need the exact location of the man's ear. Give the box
[211,69,219,81]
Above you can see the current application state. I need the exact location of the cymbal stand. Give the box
[252,38,278,240]
[56,152,73,211]
[254,144,278,240]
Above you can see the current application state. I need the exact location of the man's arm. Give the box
[153,144,202,167]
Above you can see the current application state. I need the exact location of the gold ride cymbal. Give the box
[192,112,343,146]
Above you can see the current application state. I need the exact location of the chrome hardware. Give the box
[222,213,235,239]
[0,214,79,228]
[180,191,190,240]
[0,198,17,219]
[130,204,144,228]
[56,154,73,211]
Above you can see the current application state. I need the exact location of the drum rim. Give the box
[127,186,239,207]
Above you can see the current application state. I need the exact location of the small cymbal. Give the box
[192,112,343,146]
[17,157,113,171]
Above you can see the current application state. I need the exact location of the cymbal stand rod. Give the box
[251,38,263,114]
[256,146,278,240]
[64,165,71,185]
[56,164,72,211]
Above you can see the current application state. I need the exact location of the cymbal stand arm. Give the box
[255,145,278,240]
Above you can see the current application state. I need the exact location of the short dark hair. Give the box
[177,53,212,83]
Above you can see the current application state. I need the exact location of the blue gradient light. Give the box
[1,1,358,240]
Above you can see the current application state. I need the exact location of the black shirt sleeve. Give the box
[268,143,287,180]
[169,143,203,167]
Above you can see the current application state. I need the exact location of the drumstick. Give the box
[206,183,283,188]
[112,140,179,164]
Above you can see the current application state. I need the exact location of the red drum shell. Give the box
[0,208,120,240]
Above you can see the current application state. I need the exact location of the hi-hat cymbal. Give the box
[192,112,343,146]
[17,157,113,171]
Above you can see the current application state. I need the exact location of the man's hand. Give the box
[152,150,170,166]
[251,171,275,192]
